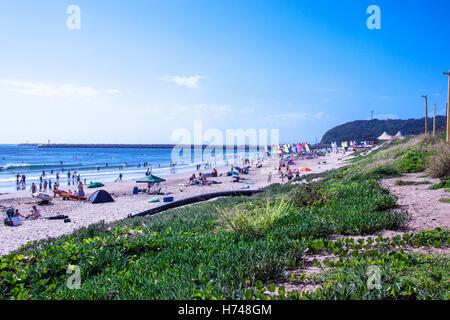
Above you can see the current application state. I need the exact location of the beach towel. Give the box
[147,196,160,203]
[46,215,69,220]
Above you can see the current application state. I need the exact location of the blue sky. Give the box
[0,0,449,144]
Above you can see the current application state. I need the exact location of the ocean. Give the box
[0,144,264,193]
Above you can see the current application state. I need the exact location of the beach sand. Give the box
[0,151,351,256]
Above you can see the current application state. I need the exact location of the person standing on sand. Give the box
[280,172,285,184]
[43,179,48,192]
[78,182,85,197]
[118,173,123,182]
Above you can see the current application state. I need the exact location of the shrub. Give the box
[398,148,430,173]
[217,198,293,237]
[426,142,450,178]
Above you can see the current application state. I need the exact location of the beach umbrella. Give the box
[136,174,166,183]
[299,167,311,172]
[32,192,52,202]
[87,182,105,188]
[136,174,167,194]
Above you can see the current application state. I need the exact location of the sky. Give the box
[0,0,449,145]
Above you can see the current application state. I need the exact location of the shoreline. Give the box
[0,151,351,256]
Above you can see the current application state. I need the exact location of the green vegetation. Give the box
[397,148,430,173]
[439,198,450,204]
[429,178,450,190]
[395,180,430,186]
[0,134,448,300]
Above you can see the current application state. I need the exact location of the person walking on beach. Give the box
[118,173,123,182]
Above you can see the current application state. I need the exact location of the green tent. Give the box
[87,182,105,188]
[136,174,166,183]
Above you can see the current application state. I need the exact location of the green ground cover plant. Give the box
[0,135,448,300]
[395,180,430,186]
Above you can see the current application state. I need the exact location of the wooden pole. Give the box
[433,104,436,136]
[421,95,428,134]
[445,71,450,144]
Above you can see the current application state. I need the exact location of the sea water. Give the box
[0,145,264,193]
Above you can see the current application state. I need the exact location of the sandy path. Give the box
[380,173,450,232]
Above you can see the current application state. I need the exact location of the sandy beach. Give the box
[0,151,350,256]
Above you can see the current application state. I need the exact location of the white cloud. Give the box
[1,80,120,99]
[314,111,325,118]
[159,75,204,88]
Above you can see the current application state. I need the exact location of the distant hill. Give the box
[320,116,447,145]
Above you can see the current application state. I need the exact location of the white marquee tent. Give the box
[377,131,393,140]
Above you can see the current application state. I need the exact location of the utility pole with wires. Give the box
[444,71,450,144]
[371,110,374,120]
[421,95,428,134]
[433,104,436,136]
